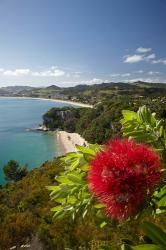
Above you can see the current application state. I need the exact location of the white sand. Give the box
[57,131,88,155]
[0,96,93,108]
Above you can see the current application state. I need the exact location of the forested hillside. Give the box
[1,94,166,249]
[1,81,166,105]
[43,96,166,143]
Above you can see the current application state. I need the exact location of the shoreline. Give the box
[0,96,93,108]
[56,130,88,155]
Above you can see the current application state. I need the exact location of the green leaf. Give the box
[67,196,77,204]
[53,210,65,219]
[76,144,96,156]
[56,176,72,184]
[89,143,101,152]
[51,206,62,212]
[94,203,105,209]
[82,209,88,218]
[100,220,107,228]
[153,186,166,210]
[132,244,165,250]
[121,244,133,250]
[69,158,80,170]
[100,246,113,250]
[67,173,85,185]
[142,222,166,246]
[153,186,166,200]
[122,110,137,121]
[80,164,89,171]
[53,197,67,203]
[46,185,60,191]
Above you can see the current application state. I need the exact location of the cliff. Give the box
[42,107,80,132]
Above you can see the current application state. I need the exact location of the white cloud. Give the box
[152,59,166,65]
[121,73,131,77]
[146,53,156,60]
[124,52,158,64]
[124,54,144,63]
[127,77,160,83]
[72,71,82,78]
[110,74,120,77]
[2,67,65,77]
[136,47,152,53]
[32,69,65,77]
[134,70,144,73]
[62,78,106,86]
[3,69,30,76]
[85,78,103,84]
[124,47,166,66]
[148,71,160,75]
[110,73,131,77]
[0,68,4,72]
[124,53,155,64]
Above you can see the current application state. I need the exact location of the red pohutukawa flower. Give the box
[88,139,162,221]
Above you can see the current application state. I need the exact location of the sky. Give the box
[0,0,166,87]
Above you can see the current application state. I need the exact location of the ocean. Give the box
[0,97,75,185]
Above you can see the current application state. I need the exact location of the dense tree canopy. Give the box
[3,160,28,182]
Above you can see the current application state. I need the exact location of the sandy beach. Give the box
[0,96,93,108]
[57,131,88,155]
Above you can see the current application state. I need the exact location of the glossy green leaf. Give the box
[100,220,107,228]
[142,222,166,246]
[56,176,72,184]
[122,110,137,121]
[132,244,165,250]
[94,203,105,209]
[51,206,62,212]
[76,144,96,155]
[121,244,133,250]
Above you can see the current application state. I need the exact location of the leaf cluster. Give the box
[48,144,108,225]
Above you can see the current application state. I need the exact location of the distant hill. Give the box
[1,86,35,94]
[1,81,166,104]
[45,85,61,90]
[128,80,166,88]
[0,88,10,96]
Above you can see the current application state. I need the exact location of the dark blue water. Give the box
[0,97,74,184]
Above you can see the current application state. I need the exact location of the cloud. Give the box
[134,70,144,73]
[1,67,65,77]
[121,73,131,77]
[62,78,107,86]
[124,47,166,65]
[110,74,120,77]
[136,47,152,53]
[152,59,166,65]
[32,69,65,77]
[3,69,30,76]
[148,71,161,75]
[146,53,156,60]
[110,73,131,77]
[85,78,103,84]
[124,53,156,64]
[124,54,144,63]
[72,71,83,78]
[126,77,161,83]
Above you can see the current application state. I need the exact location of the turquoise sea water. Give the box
[0,97,74,185]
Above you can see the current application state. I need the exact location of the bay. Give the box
[0,97,75,184]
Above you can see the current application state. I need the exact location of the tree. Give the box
[3,160,28,182]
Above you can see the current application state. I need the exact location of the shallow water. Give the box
[0,97,74,184]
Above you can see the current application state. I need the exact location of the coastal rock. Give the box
[43,107,79,131]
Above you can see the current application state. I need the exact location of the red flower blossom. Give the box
[88,139,162,221]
